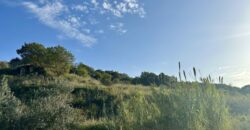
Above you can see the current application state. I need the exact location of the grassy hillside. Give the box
[0,75,234,130]
[0,43,249,130]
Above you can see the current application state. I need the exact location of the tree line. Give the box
[0,43,177,86]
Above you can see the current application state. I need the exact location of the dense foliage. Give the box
[11,43,74,76]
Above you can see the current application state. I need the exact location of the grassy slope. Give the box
[1,74,235,130]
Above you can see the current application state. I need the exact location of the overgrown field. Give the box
[0,75,237,130]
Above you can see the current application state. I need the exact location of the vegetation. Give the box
[11,43,74,76]
[0,62,9,69]
[0,43,249,129]
[0,75,233,130]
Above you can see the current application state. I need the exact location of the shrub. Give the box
[19,95,77,130]
[0,76,24,130]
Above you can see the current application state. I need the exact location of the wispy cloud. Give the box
[22,1,96,46]
[225,31,250,39]
[110,23,127,34]
[19,0,146,46]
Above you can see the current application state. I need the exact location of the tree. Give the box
[140,72,159,86]
[158,73,177,87]
[75,64,89,77]
[131,77,141,85]
[92,70,103,80]
[16,43,47,67]
[131,72,177,87]
[15,43,74,76]
[105,71,132,83]
[45,46,74,76]
[100,73,112,86]
[9,58,22,69]
[73,63,95,77]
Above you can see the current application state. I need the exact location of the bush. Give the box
[19,95,77,130]
[0,76,24,130]
[0,76,79,130]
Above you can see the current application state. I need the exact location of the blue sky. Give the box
[1,0,250,87]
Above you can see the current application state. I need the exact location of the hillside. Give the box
[0,43,250,130]
[0,75,233,130]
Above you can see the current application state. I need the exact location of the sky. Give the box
[1,0,250,87]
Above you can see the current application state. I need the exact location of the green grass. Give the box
[0,75,234,130]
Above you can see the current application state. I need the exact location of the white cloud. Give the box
[103,1,122,17]
[67,16,81,27]
[101,0,145,18]
[20,0,145,46]
[110,23,127,34]
[91,0,99,7]
[225,31,250,39]
[72,5,88,12]
[22,1,96,46]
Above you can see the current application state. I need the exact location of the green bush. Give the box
[0,76,79,130]
[19,95,77,130]
[0,76,24,130]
